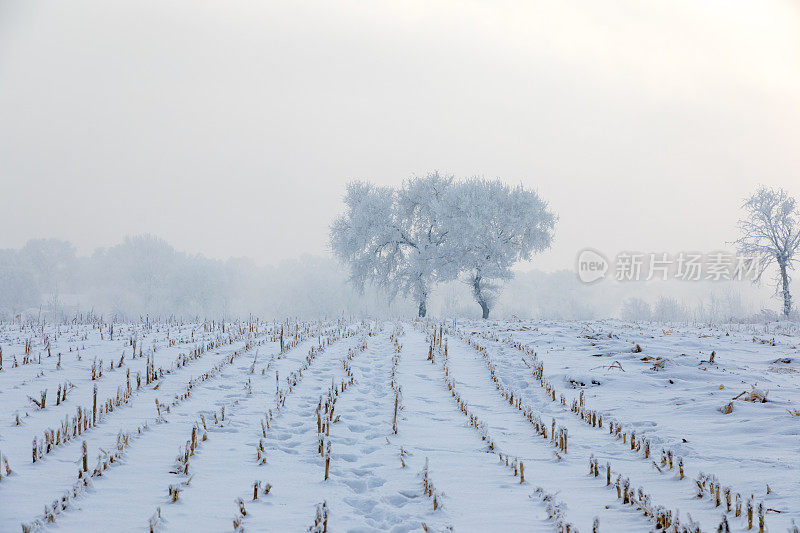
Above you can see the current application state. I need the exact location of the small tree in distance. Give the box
[735,186,800,318]
[620,297,652,321]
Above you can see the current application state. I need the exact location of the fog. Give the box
[1,1,799,321]
[0,235,793,323]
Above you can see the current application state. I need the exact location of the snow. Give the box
[0,318,798,532]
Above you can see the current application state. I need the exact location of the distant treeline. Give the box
[0,235,791,322]
[0,235,406,321]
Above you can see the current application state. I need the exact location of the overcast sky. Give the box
[1,0,799,271]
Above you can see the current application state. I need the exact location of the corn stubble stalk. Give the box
[308,501,329,533]
[233,498,247,531]
[251,480,272,500]
[324,440,331,481]
[392,389,400,434]
[148,508,162,532]
[0,449,11,481]
[389,327,404,435]
[420,457,443,511]
[534,487,573,530]
[168,485,182,502]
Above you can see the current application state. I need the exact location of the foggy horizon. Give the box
[2,0,799,274]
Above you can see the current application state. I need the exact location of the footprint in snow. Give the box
[344,496,379,514]
[384,493,411,508]
[343,478,369,493]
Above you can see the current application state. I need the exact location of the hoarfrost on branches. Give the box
[735,186,800,317]
[329,174,556,318]
[447,178,556,318]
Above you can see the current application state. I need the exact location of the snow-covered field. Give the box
[0,318,798,532]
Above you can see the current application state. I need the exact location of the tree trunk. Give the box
[779,260,792,317]
[418,299,427,318]
[472,275,490,319]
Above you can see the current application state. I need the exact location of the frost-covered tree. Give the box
[0,267,38,318]
[652,296,684,322]
[17,239,77,319]
[446,179,556,319]
[18,238,76,295]
[735,186,800,317]
[92,235,181,315]
[331,175,556,319]
[391,173,457,316]
[620,297,652,321]
[329,174,453,317]
[329,181,395,296]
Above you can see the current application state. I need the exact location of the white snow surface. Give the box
[0,318,798,532]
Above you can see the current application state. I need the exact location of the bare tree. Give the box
[735,186,800,317]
